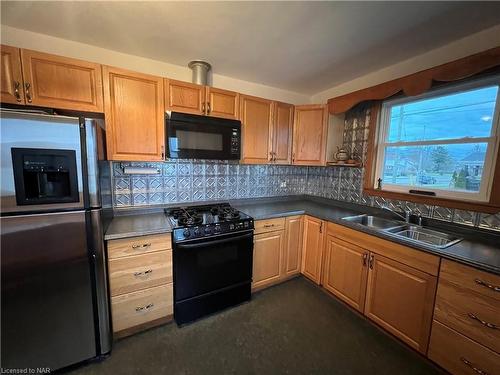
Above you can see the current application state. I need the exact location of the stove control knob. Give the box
[204,227,212,235]
[194,228,201,236]
[183,229,190,238]
[214,225,221,233]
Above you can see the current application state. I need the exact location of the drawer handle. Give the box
[468,313,499,330]
[132,243,151,249]
[13,81,22,102]
[474,278,500,293]
[263,224,275,228]
[362,253,368,267]
[133,269,153,277]
[460,357,489,375]
[135,303,154,312]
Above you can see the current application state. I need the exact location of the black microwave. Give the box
[166,112,241,160]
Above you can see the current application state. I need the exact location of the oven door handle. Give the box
[176,232,253,249]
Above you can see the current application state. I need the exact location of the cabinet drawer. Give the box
[254,217,285,234]
[434,275,500,353]
[109,250,172,296]
[440,259,500,301]
[429,320,500,375]
[107,233,171,259]
[111,284,173,333]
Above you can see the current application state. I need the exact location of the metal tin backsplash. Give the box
[110,105,499,231]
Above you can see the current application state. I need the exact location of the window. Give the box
[374,77,500,202]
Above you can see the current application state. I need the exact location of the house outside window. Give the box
[373,76,500,202]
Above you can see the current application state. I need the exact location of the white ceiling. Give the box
[2,1,500,95]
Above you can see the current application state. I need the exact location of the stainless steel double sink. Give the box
[341,214,462,249]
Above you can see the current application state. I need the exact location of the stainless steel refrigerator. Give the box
[0,109,112,370]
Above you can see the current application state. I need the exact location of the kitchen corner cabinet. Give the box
[272,101,294,164]
[206,87,239,119]
[1,45,24,104]
[301,215,326,284]
[164,79,205,115]
[292,104,328,166]
[364,253,437,353]
[284,215,304,277]
[322,235,368,312]
[240,94,273,164]
[1,45,104,112]
[103,66,165,161]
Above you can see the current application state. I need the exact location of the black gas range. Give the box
[165,203,254,325]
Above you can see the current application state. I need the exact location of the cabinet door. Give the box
[284,215,303,277]
[1,45,24,104]
[103,66,164,161]
[323,236,368,312]
[272,101,293,164]
[292,105,327,165]
[301,216,325,284]
[206,87,239,119]
[21,49,103,112]
[240,94,273,164]
[364,253,437,353]
[252,230,284,291]
[164,79,205,115]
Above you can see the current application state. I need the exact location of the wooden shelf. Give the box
[327,161,362,167]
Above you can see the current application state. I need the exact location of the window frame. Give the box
[372,76,500,203]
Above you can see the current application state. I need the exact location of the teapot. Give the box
[334,146,349,162]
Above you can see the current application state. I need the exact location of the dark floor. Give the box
[69,277,444,375]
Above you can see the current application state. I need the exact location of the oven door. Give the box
[173,230,253,302]
[166,114,240,160]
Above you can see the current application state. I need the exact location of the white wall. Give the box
[0,25,311,105]
[311,24,500,103]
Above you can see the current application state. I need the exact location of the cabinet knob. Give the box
[362,253,368,266]
[368,254,374,269]
[207,102,211,114]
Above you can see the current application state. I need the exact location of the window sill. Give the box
[363,187,500,214]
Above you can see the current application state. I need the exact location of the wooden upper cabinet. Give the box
[322,236,368,312]
[206,87,239,119]
[1,45,24,105]
[364,253,437,354]
[20,49,103,112]
[293,104,328,165]
[240,94,273,164]
[284,215,303,277]
[273,101,294,164]
[301,216,325,284]
[253,230,284,291]
[103,66,165,161]
[164,79,205,115]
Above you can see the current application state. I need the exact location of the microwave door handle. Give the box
[177,232,253,249]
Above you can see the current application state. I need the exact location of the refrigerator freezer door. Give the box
[1,211,97,370]
[0,111,84,213]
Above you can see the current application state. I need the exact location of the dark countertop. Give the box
[105,196,500,275]
[105,212,172,240]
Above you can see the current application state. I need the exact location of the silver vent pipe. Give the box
[188,60,212,86]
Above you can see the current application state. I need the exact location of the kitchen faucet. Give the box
[381,204,411,223]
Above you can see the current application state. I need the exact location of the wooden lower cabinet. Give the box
[107,233,173,337]
[322,235,368,312]
[111,284,173,334]
[301,216,325,284]
[252,230,284,291]
[283,216,303,277]
[364,253,437,353]
[429,320,500,375]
